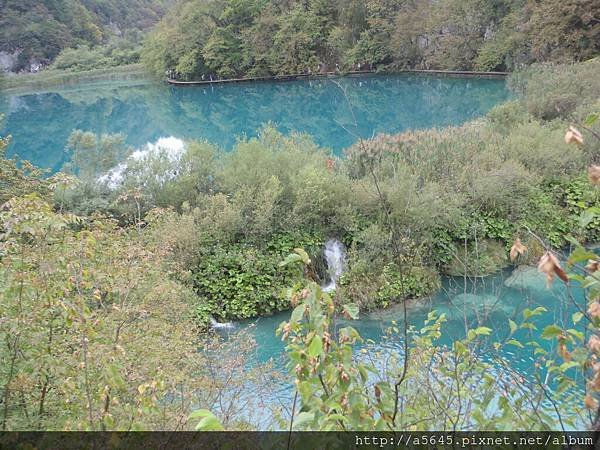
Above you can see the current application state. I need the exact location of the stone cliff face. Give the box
[0,51,19,73]
[0,50,45,74]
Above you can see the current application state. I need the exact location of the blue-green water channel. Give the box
[1,74,509,172]
[228,266,587,429]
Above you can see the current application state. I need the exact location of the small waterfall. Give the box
[210,317,236,331]
[322,239,347,292]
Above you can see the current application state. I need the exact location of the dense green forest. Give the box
[1,59,600,430]
[4,0,599,79]
[142,0,600,79]
[0,0,172,72]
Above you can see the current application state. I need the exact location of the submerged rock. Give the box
[449,292,512,315]
[504,266,549,292]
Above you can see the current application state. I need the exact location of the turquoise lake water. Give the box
[227,266,586,428]
[1,74,509,172]
[1,74,585,428]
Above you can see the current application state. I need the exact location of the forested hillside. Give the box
[143,0,600,80]
[0,0,173,72]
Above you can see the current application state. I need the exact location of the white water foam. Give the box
[210,317,236,331]
[98,136,186,188]
[322,239,347,292]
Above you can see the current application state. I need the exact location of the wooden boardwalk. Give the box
[165,69,509,86]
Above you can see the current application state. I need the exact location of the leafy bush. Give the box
[509,59,600,120]
[192,244,300,323]
[51,35,143,72]
[486,101,531,132]
[442,239,509,277]
[375,264,441,308]
[553,176,600,242]
[0,195,211,430]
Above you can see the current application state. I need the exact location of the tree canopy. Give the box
[142,0,600,80]
[0,0,172,71]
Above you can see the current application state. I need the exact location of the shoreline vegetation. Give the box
[1,65,508,96]
[1,64,149,95]
[1,65,511,97]
[1,0,600,434]
[1,59,599,431]
[4,0,598,96]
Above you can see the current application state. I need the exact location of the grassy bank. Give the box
[1,64,151,95]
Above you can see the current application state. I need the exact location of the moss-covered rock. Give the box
[442,239,509,277]
[339,263,441,311]
[504,265,550,292]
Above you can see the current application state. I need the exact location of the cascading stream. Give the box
[210,317,236,331]
[322,239,347,292]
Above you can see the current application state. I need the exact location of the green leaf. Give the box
[343,303,359,320]
[293,248,311,265]
[584,113,599,126]
[474,327,492,336]
[290,304,305,324]
[195,416,225,431]
[189,410,225,431]
[308,335,323,357]
[567,246,597,265]
[188,409,214,420]
[572,312,584,325]
[454,341,468,355]
[509,319,517,335]
[580,210,599,228]
[541,325,563,340]
[567,328,584,341]
[293,412,314,429]
[559,361,579,372]
[564,235,582,247]
[279,253,303,268]
[523,307,547,320]
[507,339,524,348]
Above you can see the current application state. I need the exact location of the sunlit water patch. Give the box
[212,262,588,430]
[1,74,510,172]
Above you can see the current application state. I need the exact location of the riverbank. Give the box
[166,69,509,86]
[1,64,150,95]
[1,65,510,98]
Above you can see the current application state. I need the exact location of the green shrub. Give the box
[375,264,441,309]
[551,177,600,242]
[486,101,531,132]
[516,188,575,248]
[509,59,600,120]
[192,244,300,323]
[442,239,509,277]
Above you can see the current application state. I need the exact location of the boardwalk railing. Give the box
[165,69,509,86]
